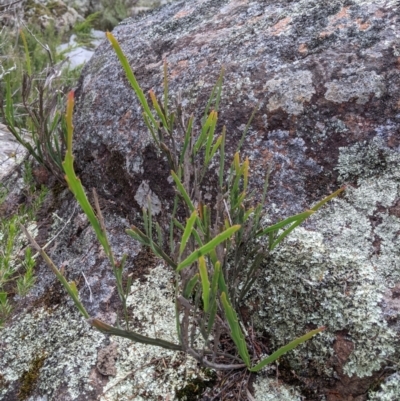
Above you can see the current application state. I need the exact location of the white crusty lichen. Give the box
[99,263,203,401]
[0,304,104,400]
[264,70,315,115]
[253,136,400,380]
[134,180,162,216]
[324,71,385,105]
[0,264,208,401]
[369,373,400,400]
[253,376,303,401]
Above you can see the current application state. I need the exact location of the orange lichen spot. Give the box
[119,110,132,126]
[343,114,371,137]
[356,18,371,31]
[330,6,351,24]
[174,10,191,19]
[249,14,263,25]
[270,17,292,36]
[319,31,330,38]
[374,9,384,19]
[146,60,163,71]
[298,43,308,54]
[320,6,352,37]
[261,148,275,164]
[170,60,189,79]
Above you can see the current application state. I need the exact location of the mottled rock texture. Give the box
[1,0,400,400]
[0,124,30,181]
[71,0,400,398]
[73,0,400,220]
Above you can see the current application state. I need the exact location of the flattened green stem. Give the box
[218,128,226,189]
[205,112,218,161]
[256,210,314,237]
[63,92,110,256]
[126,226,177,269]
[89,317,247,369]
[149,90,169,131]
[20,224,89,319]
[194,110,217,155]
[183,274,199,298]
[89,318,183,351]
[206,261,221,337]
[250,327,326,372]
[19,29,32,77]
[179,210,198,257]
[221,292,250,367]
[163,60,169,126]
[179,114,194,165]
[170,170,195,212]
[106,32,157,129]
[203,67,225,120]
[311,186,346,211]
[269,187,345,250]
[177,225,241,272]
[198,256,210,312]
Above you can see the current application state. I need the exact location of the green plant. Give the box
[0,292,12,326]
[0,216,19,290]
[22,32,344,371]
[73,12,101,46]
[0,22,66,101]
[0,181,47,327]
[16,248,36,297]
[74,12,101,35]
[0,24,82,185]
[0,215,38,324]
[96,0,130,31]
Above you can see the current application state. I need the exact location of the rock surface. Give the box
[0,124,30,181]
[1,0,400,400]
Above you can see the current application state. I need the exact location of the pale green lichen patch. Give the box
[253,137,400,380]
[264,70,315,115]
[100,263,205,401]
[369,373,400,401]
[0,305,104,400]
[134,181,162,215]
[324,70,385,105]
[253,376,303,401]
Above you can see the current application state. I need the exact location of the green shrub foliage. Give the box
[23,32,345,371]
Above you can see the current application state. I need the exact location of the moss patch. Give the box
[175,369,217,400]
[18,354,47,400]
[0,374,7,392]
[0,306,105,400]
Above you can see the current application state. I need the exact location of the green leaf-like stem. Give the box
[220,292,250,367]
[177,225,240,272]
[250,327,326,372]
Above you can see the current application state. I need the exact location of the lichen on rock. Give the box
[253,376,303,401]
[252,137,400,388]
[98,263,204,401]
[369,373,400,401]
[0,305,105,400]
[2,0,400,398]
